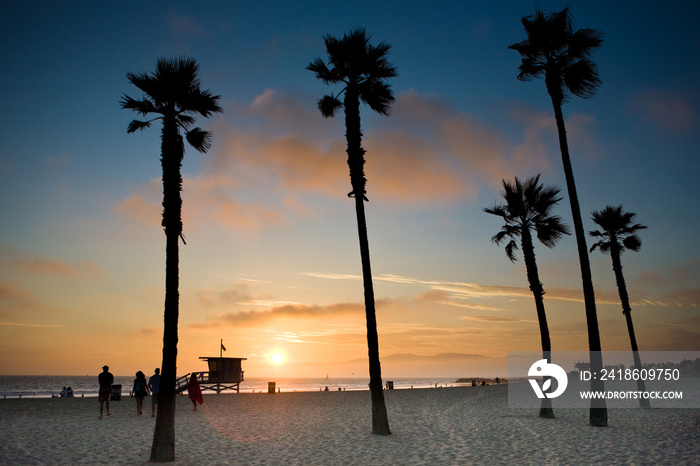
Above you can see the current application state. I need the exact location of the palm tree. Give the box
[121,57,222,462]
[307,28,396,435]
[509,7,608,426]
[590,205,650,408]
[484,175,570,418]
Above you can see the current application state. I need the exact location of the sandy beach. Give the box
[0,385,697,465]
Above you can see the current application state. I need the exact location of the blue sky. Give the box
[1,0,698,377]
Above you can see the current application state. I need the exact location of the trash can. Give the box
[110,384,122,401]
[268,382,276,394]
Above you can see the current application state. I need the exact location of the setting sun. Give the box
[268,352,286,366]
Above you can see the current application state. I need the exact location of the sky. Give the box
[1,0,699,379]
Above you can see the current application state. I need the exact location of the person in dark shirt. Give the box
[149,368,161,418]
[98,365,114,419]
[131,371,150,415]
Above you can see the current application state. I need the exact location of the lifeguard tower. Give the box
[175,356,247,394]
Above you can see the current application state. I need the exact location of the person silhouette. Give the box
[98,365,114,419]
[188,372,203,411]
[149,368,161,417]
[131,371,150,415]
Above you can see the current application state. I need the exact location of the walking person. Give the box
[131,371,150,415]
[98,365,114,419]
[149,368,160,417]
[188,372,203,411]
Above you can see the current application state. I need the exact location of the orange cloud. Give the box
[192,283,254,309]
[639,257,700,285]
[113,195,160,226]
[458,315,524,323]
[194,302,364,327]
[303,271,651,308]
[0,280,36,306]
[112,89,578,231]
[213,199,286,231]
[363,131,468,203]
[663,288,700,308]
[9,257,104,278]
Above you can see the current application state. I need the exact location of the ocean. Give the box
[0,375,466,399]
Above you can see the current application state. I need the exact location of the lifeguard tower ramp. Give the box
[175,357,247,394]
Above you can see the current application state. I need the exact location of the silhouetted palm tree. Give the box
[484,175,570,418]
[307,28,396,435]
[509,7,608,426]
[590,205,650,408]
[121,57,222,462]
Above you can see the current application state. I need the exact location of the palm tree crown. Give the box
[508,7,603,106]
[484,174,570,261]
[121,56,222,153]
[590,205,647,254]
[306,27,397,118]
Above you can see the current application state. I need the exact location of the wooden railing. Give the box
[175,370,245,393]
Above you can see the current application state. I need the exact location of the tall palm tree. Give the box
[121,57,222,462]
[590,205,650,408]
[509,7,608,426]
[484,175,570,418]
[307,28,396,435]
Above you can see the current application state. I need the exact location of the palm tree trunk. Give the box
[355,194,391,435]
[345,84,391,435]
[550,100,608,426]
[151,116,182,462]
[610,245,650,408]
[521,230,554,418]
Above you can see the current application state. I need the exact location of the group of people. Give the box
[98,365,161,419]
[59,386,74,397]
[97,366,205,418]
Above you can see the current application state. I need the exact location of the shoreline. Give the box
[1,385,698,464]
[0,375,476,399]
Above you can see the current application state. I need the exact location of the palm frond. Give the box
[306,58,341,84]
[536,215,570,248]
[120,95,159,116]
[318,95,343,118]
[185,127,213,153]
[563,59,601,99]
[358,79,395,115]
[622,235,642,252]
[127,119,153,133]
[180,88,223,117]
[589,240,611,254]
[504,240,519,262]
[483,204,508,219]
[568,28,604,59]
[125,71,157,96]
